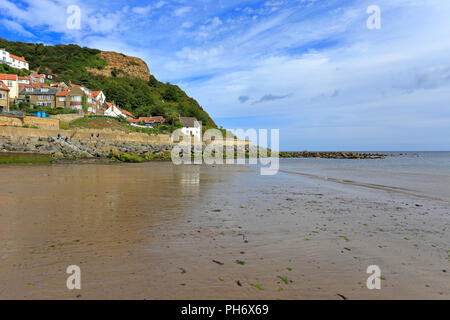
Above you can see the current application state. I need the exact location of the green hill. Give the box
[0,38,217,129]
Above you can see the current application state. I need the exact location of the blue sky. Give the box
[1,0,449,150]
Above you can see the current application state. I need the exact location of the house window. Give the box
[47,96,52,101]
[0,93,6,99]
[59,97,66,102]
[7,81,12,87]
[71,95,82,102]
[38,95,45,100]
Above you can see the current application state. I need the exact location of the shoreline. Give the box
[0,150,392,164]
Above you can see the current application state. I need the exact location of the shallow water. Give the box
[279,152,450,202]
[0,155,449,299]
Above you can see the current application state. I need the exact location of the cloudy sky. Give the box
[1,0,449,150]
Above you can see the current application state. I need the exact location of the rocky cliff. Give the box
[87,51,151,81]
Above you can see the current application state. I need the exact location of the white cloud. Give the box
[175,46,224,62]
[174,6,191,17]
[1,19,35,37]
[132,6,152,15]
[132,1,166,14]
[182,21,193,29]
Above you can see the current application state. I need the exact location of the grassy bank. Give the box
[108,151,172,163]
[0,152,53,163]
[64,117,163,135]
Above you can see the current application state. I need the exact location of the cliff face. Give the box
[87,51,150,81]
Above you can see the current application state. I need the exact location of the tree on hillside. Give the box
[82,95,88,116]
[165,111,180,126]
[162,85,178,102]
[151,105,166,117]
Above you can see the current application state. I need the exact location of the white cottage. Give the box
[0,48,29,70]
[104,102,136,120]
[180,117,202,139]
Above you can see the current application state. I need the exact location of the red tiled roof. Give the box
[31,73,45,79]
[92,91,102,97]
[20,83,52,89]
[31,83,51,88]
[0,81,10,91]
[18,84,25,91]
[105,102,113,108]
[9,54,28,63]
[18,76,30,80]
[0,74,18,81]
[120,108,136,119]
[56,89,69,97]
[148,116,165,123]
[137,116,165,123]
[129,116,166,124]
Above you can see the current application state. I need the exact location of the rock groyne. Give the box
[279,151,387,159]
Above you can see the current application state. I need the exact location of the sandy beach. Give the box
[0,155,449,299]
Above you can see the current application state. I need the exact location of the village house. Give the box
[92,91,106,106]
[55,84,100,114]
[18,76,30,85]
[30,73,45,84]
[18,85,59,108]
[76,83,101,114]
[0,81,10,112]
[38,72,56,81]
[0,48,29,70]
[129,116,166,126]
[0,73,19,102]
[49,82,69,90]
[104,102,136,120]
[180,117,202,138]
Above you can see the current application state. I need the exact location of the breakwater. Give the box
[279,151,387,159]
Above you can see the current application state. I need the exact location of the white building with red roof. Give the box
[0,74,19,100]
[104,102,136,120]
[92,91,106,106]
[0,48,29,70]
[18,76,30,85]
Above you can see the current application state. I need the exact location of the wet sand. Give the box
[0,161,448,299]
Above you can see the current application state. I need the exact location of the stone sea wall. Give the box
[0,126,173,157]
[0,115,60,130]
[0,126,255,158]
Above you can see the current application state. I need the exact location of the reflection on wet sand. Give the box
[0,161,448,299]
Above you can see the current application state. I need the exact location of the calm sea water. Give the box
[277,152,450,202]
